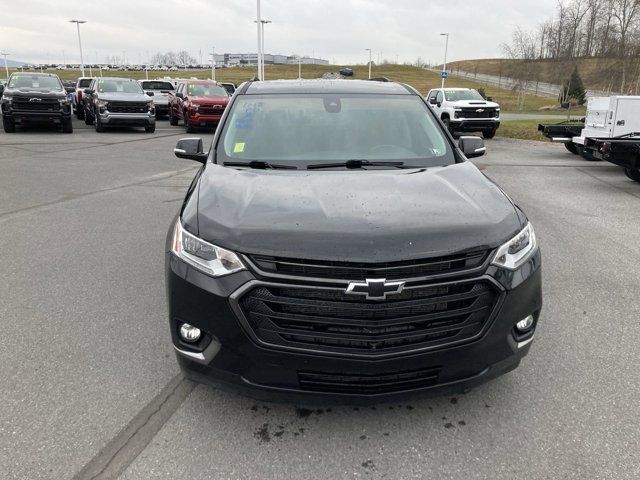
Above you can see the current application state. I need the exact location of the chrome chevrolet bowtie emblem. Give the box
[345,278,406,300]
[29,98,42,102]
[475,108,484,112]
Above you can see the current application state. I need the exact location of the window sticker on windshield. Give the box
[233,142,245,153]
[234,102,263,129]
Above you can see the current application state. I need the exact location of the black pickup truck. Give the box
[1,73,73,133]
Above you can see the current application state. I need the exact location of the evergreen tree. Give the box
[559,66,586,106]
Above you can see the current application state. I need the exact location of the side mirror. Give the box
[176,92,184,99]
[458,136,486,158]
[487,96,493,102]
[0,85,4,96]
[84,88,94,95]
[146,91,154,96]
[174,137,208,163]
[429,97,437,105]
[436,102,442,108]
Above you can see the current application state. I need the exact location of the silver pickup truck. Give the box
[140,80,175,118]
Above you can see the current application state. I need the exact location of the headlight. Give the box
[147,101,154,109]
[190,103,199,112]
[171,219,245,277]
[491,223,537,270]
[1,95,12,103]
[58,98,70,105]
[97,99,108,107]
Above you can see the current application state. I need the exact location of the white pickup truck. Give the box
[426,87,501,138]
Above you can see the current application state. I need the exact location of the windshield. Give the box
[77,79,93,88]
[187,83,228,97]
[217,94,454,168]
[96,79,144,94]
[444,89,484,101]
[141,81,174,91]
[8,75,62,91]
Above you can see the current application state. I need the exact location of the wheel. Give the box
[576,145,598,161]
[145,124,156,133]
[483,128,497,139]
[94,110,105,132]
[184,112,195,133]
[62,117,73,133]
[442,117,454,135]
[564,142,579,155]
[76,106,85,120]
[624,168,640,183]
[169,109,178,126]
[84,108,94,125]
[2,118,15,133]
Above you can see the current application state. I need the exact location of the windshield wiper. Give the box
[307,159,405,170]
[223,161,297,170]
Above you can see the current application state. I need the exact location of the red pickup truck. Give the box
[168,81,229,132]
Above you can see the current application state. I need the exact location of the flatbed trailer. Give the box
[538,121,585,154]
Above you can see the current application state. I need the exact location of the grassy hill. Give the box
[6,64,564,114]
[446,57,634,93]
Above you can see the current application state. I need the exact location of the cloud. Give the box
[0,0,558,64]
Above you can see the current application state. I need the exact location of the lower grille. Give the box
[298,367,441,394]
[108,102,148,114]
[238,280,499,356]
[199,104,225,114]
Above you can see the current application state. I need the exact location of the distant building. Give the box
[222,53,328,66]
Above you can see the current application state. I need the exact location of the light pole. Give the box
[69,20,86,76]
[440,32,449,88]
[256,0,263,80]
[1,52,9,80]
[254,19,271,80]
[209,47,216,81]
[365,48,372,79]
[298,55,302,79]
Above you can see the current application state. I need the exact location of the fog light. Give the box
[179,323,201,343]
[516,315,534,332]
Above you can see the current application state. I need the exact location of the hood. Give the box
[7,88,66,99]
[451,100,500,109]
[193,161,523,263]
[189,95,229,104]
[97,92,151,102]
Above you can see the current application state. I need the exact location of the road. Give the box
[1,119,639,479]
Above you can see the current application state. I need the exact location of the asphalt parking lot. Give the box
[1,118,639,480]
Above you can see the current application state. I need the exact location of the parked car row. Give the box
[1,72,236,134]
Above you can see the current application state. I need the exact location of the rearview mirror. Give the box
[146,91,154,96]
[174,137,208,163]
[0,84,4,96]
[429,97,437,105]
[487,96,493,102]
[84,88,94,95]
[458,136,486,158]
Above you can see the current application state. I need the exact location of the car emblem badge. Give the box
[345,278,406,301]
[476,108,484,112]
[29,98,42,102]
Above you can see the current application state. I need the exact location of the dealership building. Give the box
[214,53,328,66]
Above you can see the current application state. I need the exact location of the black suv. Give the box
[166,79,542,402]
[1,73,73,133]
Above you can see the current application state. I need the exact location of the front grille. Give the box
[13,98,60,112]
[108,101,148,114]
[249,251,488,281]
[238,280,499,356]
[298,367,441,394]
[460,107,497,119]
[199,104,225,114]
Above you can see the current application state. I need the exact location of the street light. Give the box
[254,19,271,80]
[298,55,302,79]
[69,20,87,76]
[440,32,449,88]
[1,52,9,80]
[255,0,263,80]
[365,48,372,79]
[209,47,216,81]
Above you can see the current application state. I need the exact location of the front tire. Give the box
[576,145,598,161]
[145,124,156,133]
[2,118,15,133]
[169,109,178,126]
[483,128,497,139]
[442,117,454,135]
[76,106,85,120]
[62,117,73,133]
[184,112,195,133]
[94,110,105,132]
[624,168,640,183]
[564,142,579,154]
[84,108,94,125]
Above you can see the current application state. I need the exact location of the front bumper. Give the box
[165,246,542,403]
[2,105,72,124]
[187,112,223,127]
[450,119,500,132]
[98,112,155,127]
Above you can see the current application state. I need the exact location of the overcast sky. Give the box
[1,0,558,65]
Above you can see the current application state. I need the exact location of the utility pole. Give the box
[256,0,263,80]
[365,48,372,79]
[440,32,449,88]
[209,47,216,81]
[1,52,9,80]
[298,55,302,79]
[69,20,86,76]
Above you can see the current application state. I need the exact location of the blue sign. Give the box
[441,71,448,79]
